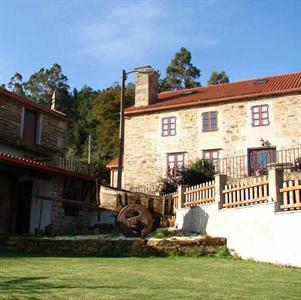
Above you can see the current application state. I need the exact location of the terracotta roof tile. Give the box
[125,72,301,115]
[106,158,120,169]
[0,152,94,181]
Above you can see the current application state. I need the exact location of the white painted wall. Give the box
[176,203,301,267]
[20,177,52,234]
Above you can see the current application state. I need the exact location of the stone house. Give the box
[108,66,301,190]
[0,88,95,235]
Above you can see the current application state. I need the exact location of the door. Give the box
[248,148,276,176]
[0,176,14,234]
[15,181,33,234]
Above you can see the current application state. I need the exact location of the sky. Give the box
[0,0,300,91]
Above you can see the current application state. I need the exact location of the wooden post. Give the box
[215,174,227,209]
[177,185,186,209]
[268,167,284,211]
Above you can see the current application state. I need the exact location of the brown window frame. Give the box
[202,111,218,132]
[166,152,185,176]
[203,149,219,172]
[23,109,38,145]
[162,117,176,136]
[251,105,270,127]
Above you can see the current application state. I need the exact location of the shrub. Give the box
[159,159,215,195]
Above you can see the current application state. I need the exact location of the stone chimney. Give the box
[134,66,158,107]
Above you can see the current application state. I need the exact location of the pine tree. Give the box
[208,71,230,85]
[165,47,201,90]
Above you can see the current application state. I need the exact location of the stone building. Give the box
[108,66,301,190]
[0,88,95,235]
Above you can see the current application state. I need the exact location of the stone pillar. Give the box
[135,66,159,107]
[177,185,186,209]
[268,167,284,211]
[214,174,227,209]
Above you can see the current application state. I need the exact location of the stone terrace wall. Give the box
[0,236,226,257]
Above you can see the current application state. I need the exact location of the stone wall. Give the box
[0,95,22,145]
[0,235,226,257]
[123,94,301,188]
[0,94,67,157]
[50,177,91,234]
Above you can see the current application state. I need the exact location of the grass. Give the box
[0,252,300,300]
[153,230,172,239]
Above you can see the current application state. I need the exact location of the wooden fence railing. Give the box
[223,176,269,208]
[184,181,215,207]
[48,157,94,176]
[280,180,301,210]
[162,168,301,213]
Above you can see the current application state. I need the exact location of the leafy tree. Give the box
[165,47,201,90]
[24,63,70,111]
[7,73,25,96]
[92,83,134,161]
[159,159,215,195]
[66,86,98,161]
[0,84,5,89]
[208,71,229,85]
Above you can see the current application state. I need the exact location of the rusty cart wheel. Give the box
[117,204,153,237]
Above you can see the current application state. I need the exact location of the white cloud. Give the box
[72,1,220,62]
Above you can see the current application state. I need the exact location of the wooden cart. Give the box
[98,185,174,237]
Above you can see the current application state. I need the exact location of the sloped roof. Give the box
[0,152,95,181]
[0,88,67,121]
[106,158,120,169]
[125,71,301,115]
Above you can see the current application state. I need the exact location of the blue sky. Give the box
[0,0,300,91]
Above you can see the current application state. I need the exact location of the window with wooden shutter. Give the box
[23,109,38,145]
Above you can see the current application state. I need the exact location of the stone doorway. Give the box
[14,181,33,234]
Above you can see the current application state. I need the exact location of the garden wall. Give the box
[176,202,301,267]
[0,236,226,257]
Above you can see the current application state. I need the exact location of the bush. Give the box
[159,159,215,195]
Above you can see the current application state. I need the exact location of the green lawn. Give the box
[0,252,300,300]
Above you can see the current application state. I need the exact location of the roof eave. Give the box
[125,88,301,116]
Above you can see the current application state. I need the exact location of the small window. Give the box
[167,153,185,176]
[203,150,219,171]
[23,109,37,145]
[202,111,218,132]
[251,105,269,127]
[22,108,42,145]
[162,117,176,136]
[63,186,81,217]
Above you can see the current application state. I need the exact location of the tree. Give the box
[208,71,229,85]
[92,83,134,161]
[7,73,25,96]
[0,84,5,89]
[24,63,70,110]
[165,47,201,90]
[66,86,98,161]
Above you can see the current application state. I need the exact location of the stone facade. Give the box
[123,94,301,189]
[0,90,94,235]
[0,93,67,157]
[134,66,159,107]
[50,177,91,234]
